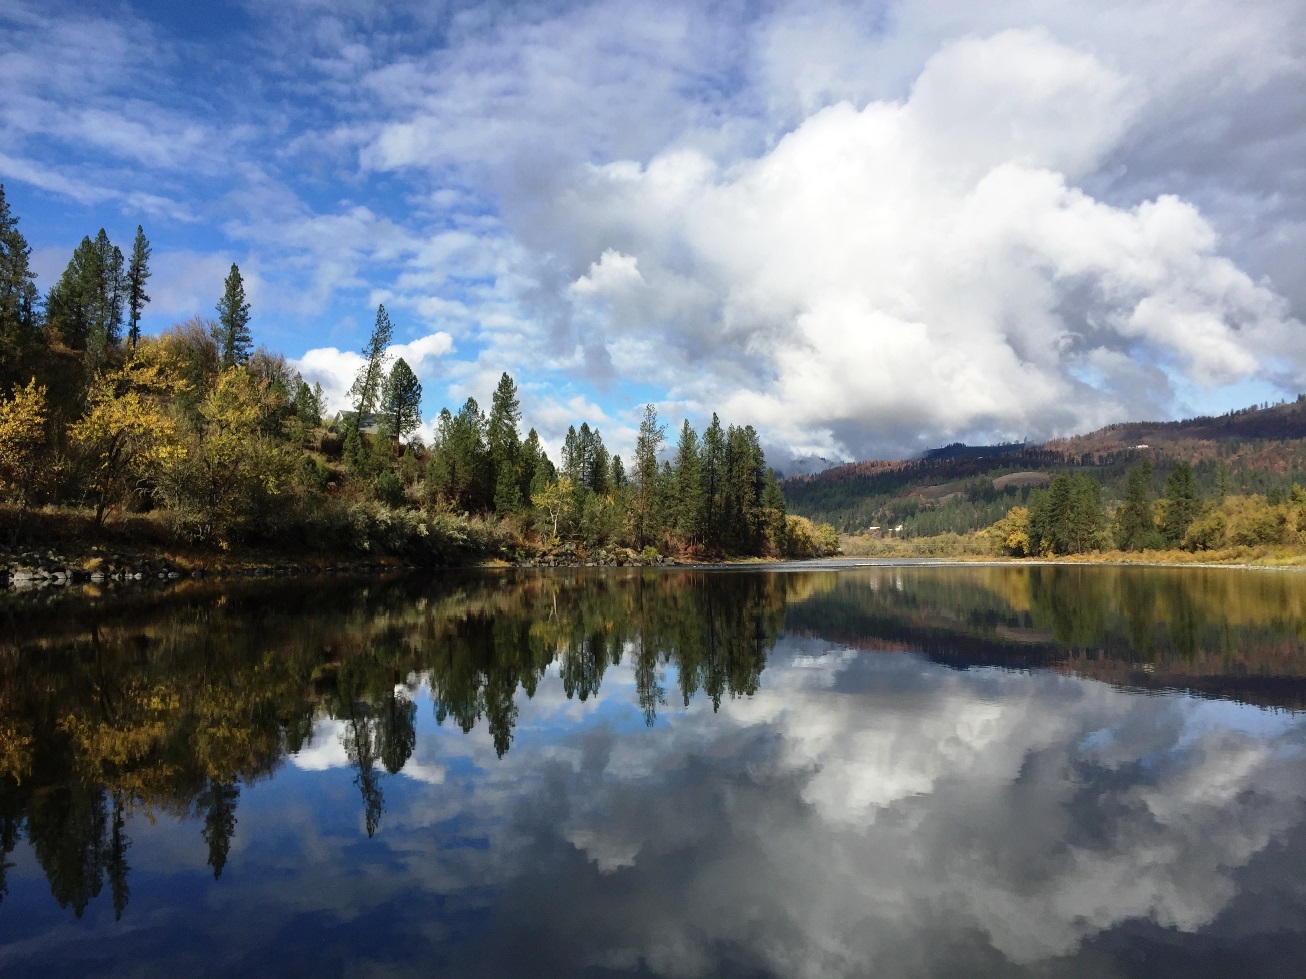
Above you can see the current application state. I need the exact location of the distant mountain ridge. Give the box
[783,397,1306,535]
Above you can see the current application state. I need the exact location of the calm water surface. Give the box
[2,565,1306,977]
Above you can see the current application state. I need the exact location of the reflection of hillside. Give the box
[0,570,787,921]
[785,567,1306,710]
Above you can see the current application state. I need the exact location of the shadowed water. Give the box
[2,565,1306,977]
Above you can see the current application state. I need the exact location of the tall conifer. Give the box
[348,303,393,424]
[126,225,151,347]
[214,263,252,367]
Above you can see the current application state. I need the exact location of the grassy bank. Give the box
[839,529,1306,568]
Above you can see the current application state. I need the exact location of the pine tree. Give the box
[1161,462,1200,545]
[383,357,422,442]
[90,229,126,361]
[293,378,323,426]
[429,397,490,511]
[722,424,765,551]
[126,225,151,347]
[1215,459,1234,502]
[562,424,581,483]
[214,263,252,367]
[42,229,125,365]
[1114,461,1156,551]
[589,430,610,495]
[700,413,726,550]
[348,303,392,424]
[519,427,552,501]
[761,468,787,554]
[0,185,41,382]
[633,403,665,547]
[673,420,705,547]
[488,371,522,512]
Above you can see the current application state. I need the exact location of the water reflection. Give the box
[1,566,1306,976]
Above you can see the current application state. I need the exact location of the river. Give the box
[1,565,1304,976]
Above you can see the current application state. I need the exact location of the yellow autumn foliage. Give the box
[69,346,188,525]
[0,376,47,505]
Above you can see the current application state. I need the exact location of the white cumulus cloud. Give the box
[556,30,1305,458]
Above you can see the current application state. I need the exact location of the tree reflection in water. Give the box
[1,564,1305,922]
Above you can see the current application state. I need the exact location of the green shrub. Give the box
[373,470,406,508]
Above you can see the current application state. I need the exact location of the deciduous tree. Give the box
[0,378,47,509]
[69,349,186,526]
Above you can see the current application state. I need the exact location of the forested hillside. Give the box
[0,187,838,564]
[784,398,1306,537]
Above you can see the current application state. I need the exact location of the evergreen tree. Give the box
[1114,461,1157,551]
[488,371,522,512]
[1029,473,1104,555]
[292,378,323,427]
[427,398,489,511]
[723,424,766,551]
[609,453,626,489]
[0,185,42,380]
[562,424,581,483]
[90,229,126,362]
[348,303,393,425]
[47,230,124,362]
[1215,459,1234,502]
[673,420,705,547]
[701,413,726,551]
[1161,461,1200,545]
[589,430,610,496]
[520,427,553,501]
[214,263,252,367]
[633,404,666,547]
[126,225,150,347]
[383,357,422,442]
[761,468,787,554]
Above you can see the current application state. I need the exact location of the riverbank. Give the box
[9,506,1306,592]
[0,505,685,590]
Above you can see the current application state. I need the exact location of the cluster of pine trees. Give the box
[0,188,835,560]
[989,458,1306,556]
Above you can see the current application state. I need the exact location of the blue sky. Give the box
[4,0,1305,465]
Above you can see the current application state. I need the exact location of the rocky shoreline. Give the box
[0,543,681,591]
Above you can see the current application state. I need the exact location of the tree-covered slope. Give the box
[783,398,1306,534]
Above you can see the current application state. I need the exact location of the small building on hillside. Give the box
[331,411,383,435]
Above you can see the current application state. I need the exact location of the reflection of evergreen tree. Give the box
[27,784,110,917]
[200,780,239,879]
[560,634,609,702]
[1120,574,1159,659]
[1160,577,1202,659]
[379,691,417,775]
[0,805,20,907]
[108,794,130,919]
[344,709,384,838]
[1028,568,1109,648]
[484,672,519,758]
[634,641,665,727]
